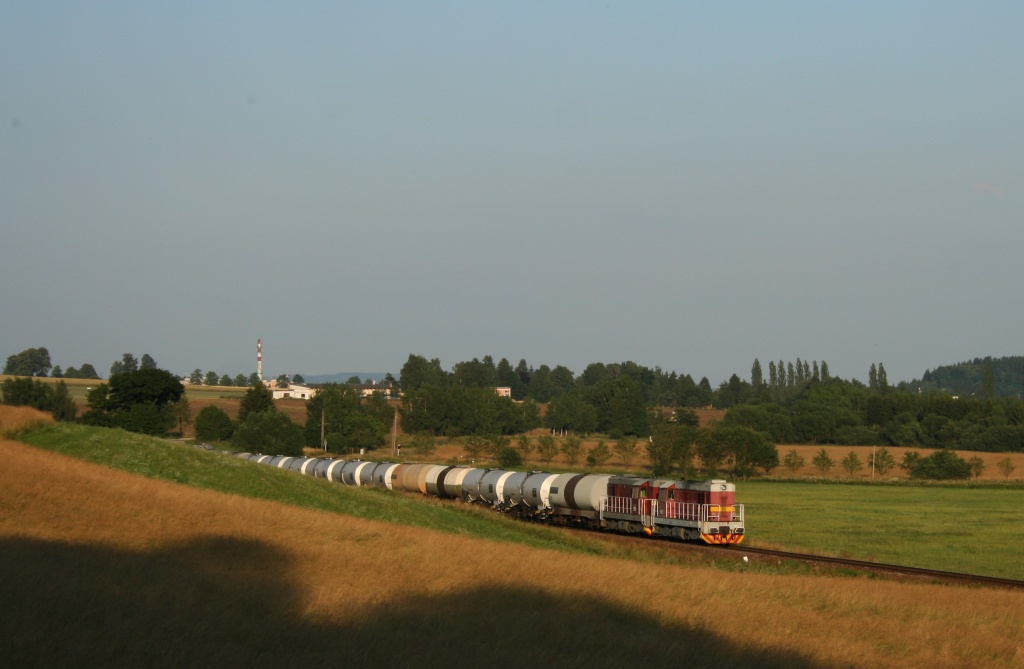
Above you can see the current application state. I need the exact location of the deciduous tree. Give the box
[536,434,559,464]
[561,435,585,466]
[870,447,895,476]
[613,436,639,468]
[812,448,834,475]
[841,451,863,477]
[238,380,275,422]
[194,405,234,442]
[587,440,611,467]
[3,347,52,377]
[232,410,303,456]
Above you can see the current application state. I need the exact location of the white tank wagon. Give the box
[230,453,745,545]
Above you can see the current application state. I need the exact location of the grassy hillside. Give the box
[10,419,1024,578]
[3,434,1023,668]
[12,422,603,555]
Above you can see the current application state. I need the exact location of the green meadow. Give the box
[741,481,1024,579]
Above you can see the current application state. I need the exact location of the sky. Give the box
[2,2,1021,386]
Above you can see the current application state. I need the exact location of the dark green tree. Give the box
[64,363,100,379]
[900,450,921,472]
[304,384,386,453]
[1,377,76,421]
[709,425,777,479]
[140,354,157,370]
[232,410,304,456]
[79,368,183,435]
[983,363,996,401]
[544,389,598,433]
[238,380,275,422]
[497,445,524,468]
[910,449,971,480]
[110,353,139,377]
[647,424,695,477]
[399,354,448,391]
[172,396,191,436]
[696,428,728,475]
[106,368,184,412]
[589,375,649,436]
[195,405,234,441]
[751,359,763,391]
[3,347,52,377]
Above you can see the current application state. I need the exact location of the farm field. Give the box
[3,433,1024,668]
[741,481,1024,579]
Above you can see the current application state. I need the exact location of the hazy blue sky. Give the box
[2,2,1021,385]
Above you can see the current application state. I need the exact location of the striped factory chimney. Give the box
[257,338,263,381]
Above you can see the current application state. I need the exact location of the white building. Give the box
[272,384,318,400]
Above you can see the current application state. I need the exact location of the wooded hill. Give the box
[901,356,1024,399]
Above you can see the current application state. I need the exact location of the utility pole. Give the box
[321,404,326,451]
[391,406,398,456]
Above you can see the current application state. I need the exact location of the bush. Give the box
[1,377,77,421]
[586,440,611,467]
[232,411,304,457]
[194,405,234,442]
[909,449,972,480]
[497,446,523,469]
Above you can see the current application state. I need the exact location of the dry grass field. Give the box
[0,405,54,436]
[3,437,1023,667]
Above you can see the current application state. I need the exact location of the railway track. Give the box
[710,544,1024,590]
[579,528,1024,589]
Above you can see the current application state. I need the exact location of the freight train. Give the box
[233,453,745,545]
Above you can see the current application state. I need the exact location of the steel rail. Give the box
[712,544,1024,590]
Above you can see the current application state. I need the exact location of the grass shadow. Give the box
[1,535,837,668]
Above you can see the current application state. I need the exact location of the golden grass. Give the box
[3,439,1023,667]
[0,405,54,437]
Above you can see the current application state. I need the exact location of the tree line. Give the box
[723,365,1024,453]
